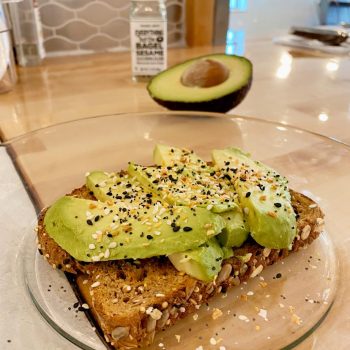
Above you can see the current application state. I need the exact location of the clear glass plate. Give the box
[7,112,350,350]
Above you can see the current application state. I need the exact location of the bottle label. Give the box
[130,20,167,76]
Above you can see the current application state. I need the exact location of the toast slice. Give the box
[37,185,324,349]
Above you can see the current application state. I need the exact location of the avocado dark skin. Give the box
[149,75,252,113]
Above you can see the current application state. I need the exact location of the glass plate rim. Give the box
[2,111,350,150]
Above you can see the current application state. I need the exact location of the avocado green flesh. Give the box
[152,145,238,280]
[217,209,249,248]
[127,162,237,213]
[168,238,224,282]
[44,196,226,262]
[86,171,161,206]
[212,148,296,249]
[152,145,249,247]
[87,163,229,281]
[153,144,207,168]
[147,54,252,103]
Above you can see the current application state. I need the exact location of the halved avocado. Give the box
[147,53,253,113]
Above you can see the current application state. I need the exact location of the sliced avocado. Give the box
[86,170,161,206]
[44,196,225,262]
[87,166,229,281]
[168,238,224,282]
[147,54,253,113]
[128,162,237,213]
[222,246,234,259]
[152,144,249,248]
[217,209,249,247]
[153,144,207,168]
[212,147,296,249]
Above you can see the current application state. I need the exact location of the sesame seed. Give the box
[81,303,89,310]
[109,242,117,248]
[104,249,110,258]
[88,243,96,250]
[238,315,249,322]
[210,337,217,345]
[91,281,100,288]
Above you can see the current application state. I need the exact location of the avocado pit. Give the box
[181,59,230,88]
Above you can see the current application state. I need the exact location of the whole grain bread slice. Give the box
[36,186,324,349]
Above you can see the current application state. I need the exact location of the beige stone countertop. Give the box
[0,40,349,143]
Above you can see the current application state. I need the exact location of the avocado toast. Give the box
[36,145,325,349]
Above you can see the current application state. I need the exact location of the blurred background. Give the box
[1,0,349,61]
[0,0,349,142]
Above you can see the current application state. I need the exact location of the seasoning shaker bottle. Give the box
[129,0,167,82]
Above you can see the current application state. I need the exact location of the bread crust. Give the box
[36,186,324,349]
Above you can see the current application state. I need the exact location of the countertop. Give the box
[0,40,349,143]
[0,41,349,350]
